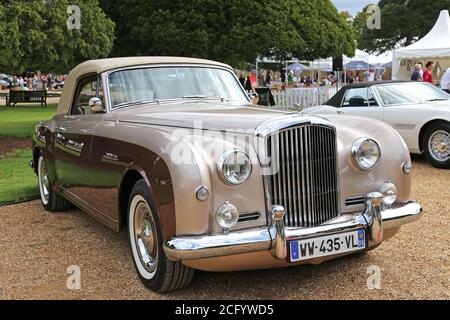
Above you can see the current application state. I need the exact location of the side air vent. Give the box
[345,196,365,206]
[238,211,261,223]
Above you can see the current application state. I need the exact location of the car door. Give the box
[54,74,105,203]
[338,87,384,121]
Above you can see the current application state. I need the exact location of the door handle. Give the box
[337,110,345,114]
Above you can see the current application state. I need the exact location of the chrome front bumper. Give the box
[163,192,422,261]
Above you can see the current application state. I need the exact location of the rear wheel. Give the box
[423,122,450,169]
[128,179,194,292]
[38,155,71,211]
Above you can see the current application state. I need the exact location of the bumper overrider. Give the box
[163,192,422,261]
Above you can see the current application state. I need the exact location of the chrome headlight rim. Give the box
[351,137,381,171]
[217,149,252,186]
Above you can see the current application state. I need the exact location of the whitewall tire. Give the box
[127,179,195,292]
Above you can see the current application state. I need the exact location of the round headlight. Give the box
[218,150,252,185]
[352,138,381,171]
[216,202,239,230]
[380,182,397,206]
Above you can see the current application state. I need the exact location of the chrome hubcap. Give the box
[39,158,50,203]
[428,130,450,162]
[134,201,158,273]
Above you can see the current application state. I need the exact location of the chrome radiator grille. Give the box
[266,125,340,228]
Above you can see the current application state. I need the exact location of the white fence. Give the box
[271,87,337,111]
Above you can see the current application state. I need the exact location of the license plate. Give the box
[289,229,366,262]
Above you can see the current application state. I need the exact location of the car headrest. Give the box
[348,97,366,106]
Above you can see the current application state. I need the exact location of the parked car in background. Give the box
[51,81,64,90]
[32,57,422,292]
[0,74,12,89]
[302,81,450,168]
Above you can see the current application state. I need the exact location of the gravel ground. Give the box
[0,155,448,300]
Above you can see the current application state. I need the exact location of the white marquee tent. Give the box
[392,10,450,80]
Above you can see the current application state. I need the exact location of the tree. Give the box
[99,0,355,66]
[356,0,450,53]
[0,0,115,74]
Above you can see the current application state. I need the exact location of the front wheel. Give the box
[128,179,194,292]
[423,122,450,169]
[37,155,71,211]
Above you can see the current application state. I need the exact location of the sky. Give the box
[332,0,379,15]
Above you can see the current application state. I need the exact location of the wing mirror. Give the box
[89,97,105,113]
[248,92,259,105]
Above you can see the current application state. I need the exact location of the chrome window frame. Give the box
[101,64,251,112]
[337,86,384,109]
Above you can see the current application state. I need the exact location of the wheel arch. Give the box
[419,119,450,152]
[32,147,41,175]
[118,160,176,241]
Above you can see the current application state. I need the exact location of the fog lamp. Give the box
[380,182,397,207]
[216,202,239,231]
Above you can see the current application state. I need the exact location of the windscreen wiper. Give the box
[114,100,161,108]
[424,98,449,102]
[182,95,228,102]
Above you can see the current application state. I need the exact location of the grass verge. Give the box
[0,149,39,205]
[0,104,57,137]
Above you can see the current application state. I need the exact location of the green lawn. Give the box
[0,103,57,204]
[0,149,38,205]
[0,104,57,137]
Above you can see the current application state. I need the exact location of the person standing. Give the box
[258,70,265,87]
[245,75,253,92]
[411,64,423,81]
[423,61,434,83]
[440,67,450,93]
[238,72,246,88]
[265,70,272,86]
[280,71,286,84]
[418,62,424,79]
[363,69,370,82]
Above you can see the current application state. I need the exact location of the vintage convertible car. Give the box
[31,57,422,292]
[302,81,450,168]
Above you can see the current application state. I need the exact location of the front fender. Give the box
[326,114,412,212]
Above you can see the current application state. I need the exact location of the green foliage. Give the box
[0,148,38,205]
[0,104,57,137]
[356,0,450,53]
[0,0,115,74]
[99,0,355,66]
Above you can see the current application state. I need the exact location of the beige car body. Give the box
[33,57,422,273]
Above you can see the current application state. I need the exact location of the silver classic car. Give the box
[32,57,422,292]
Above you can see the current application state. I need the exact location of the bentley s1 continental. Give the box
[31,57,422,292]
